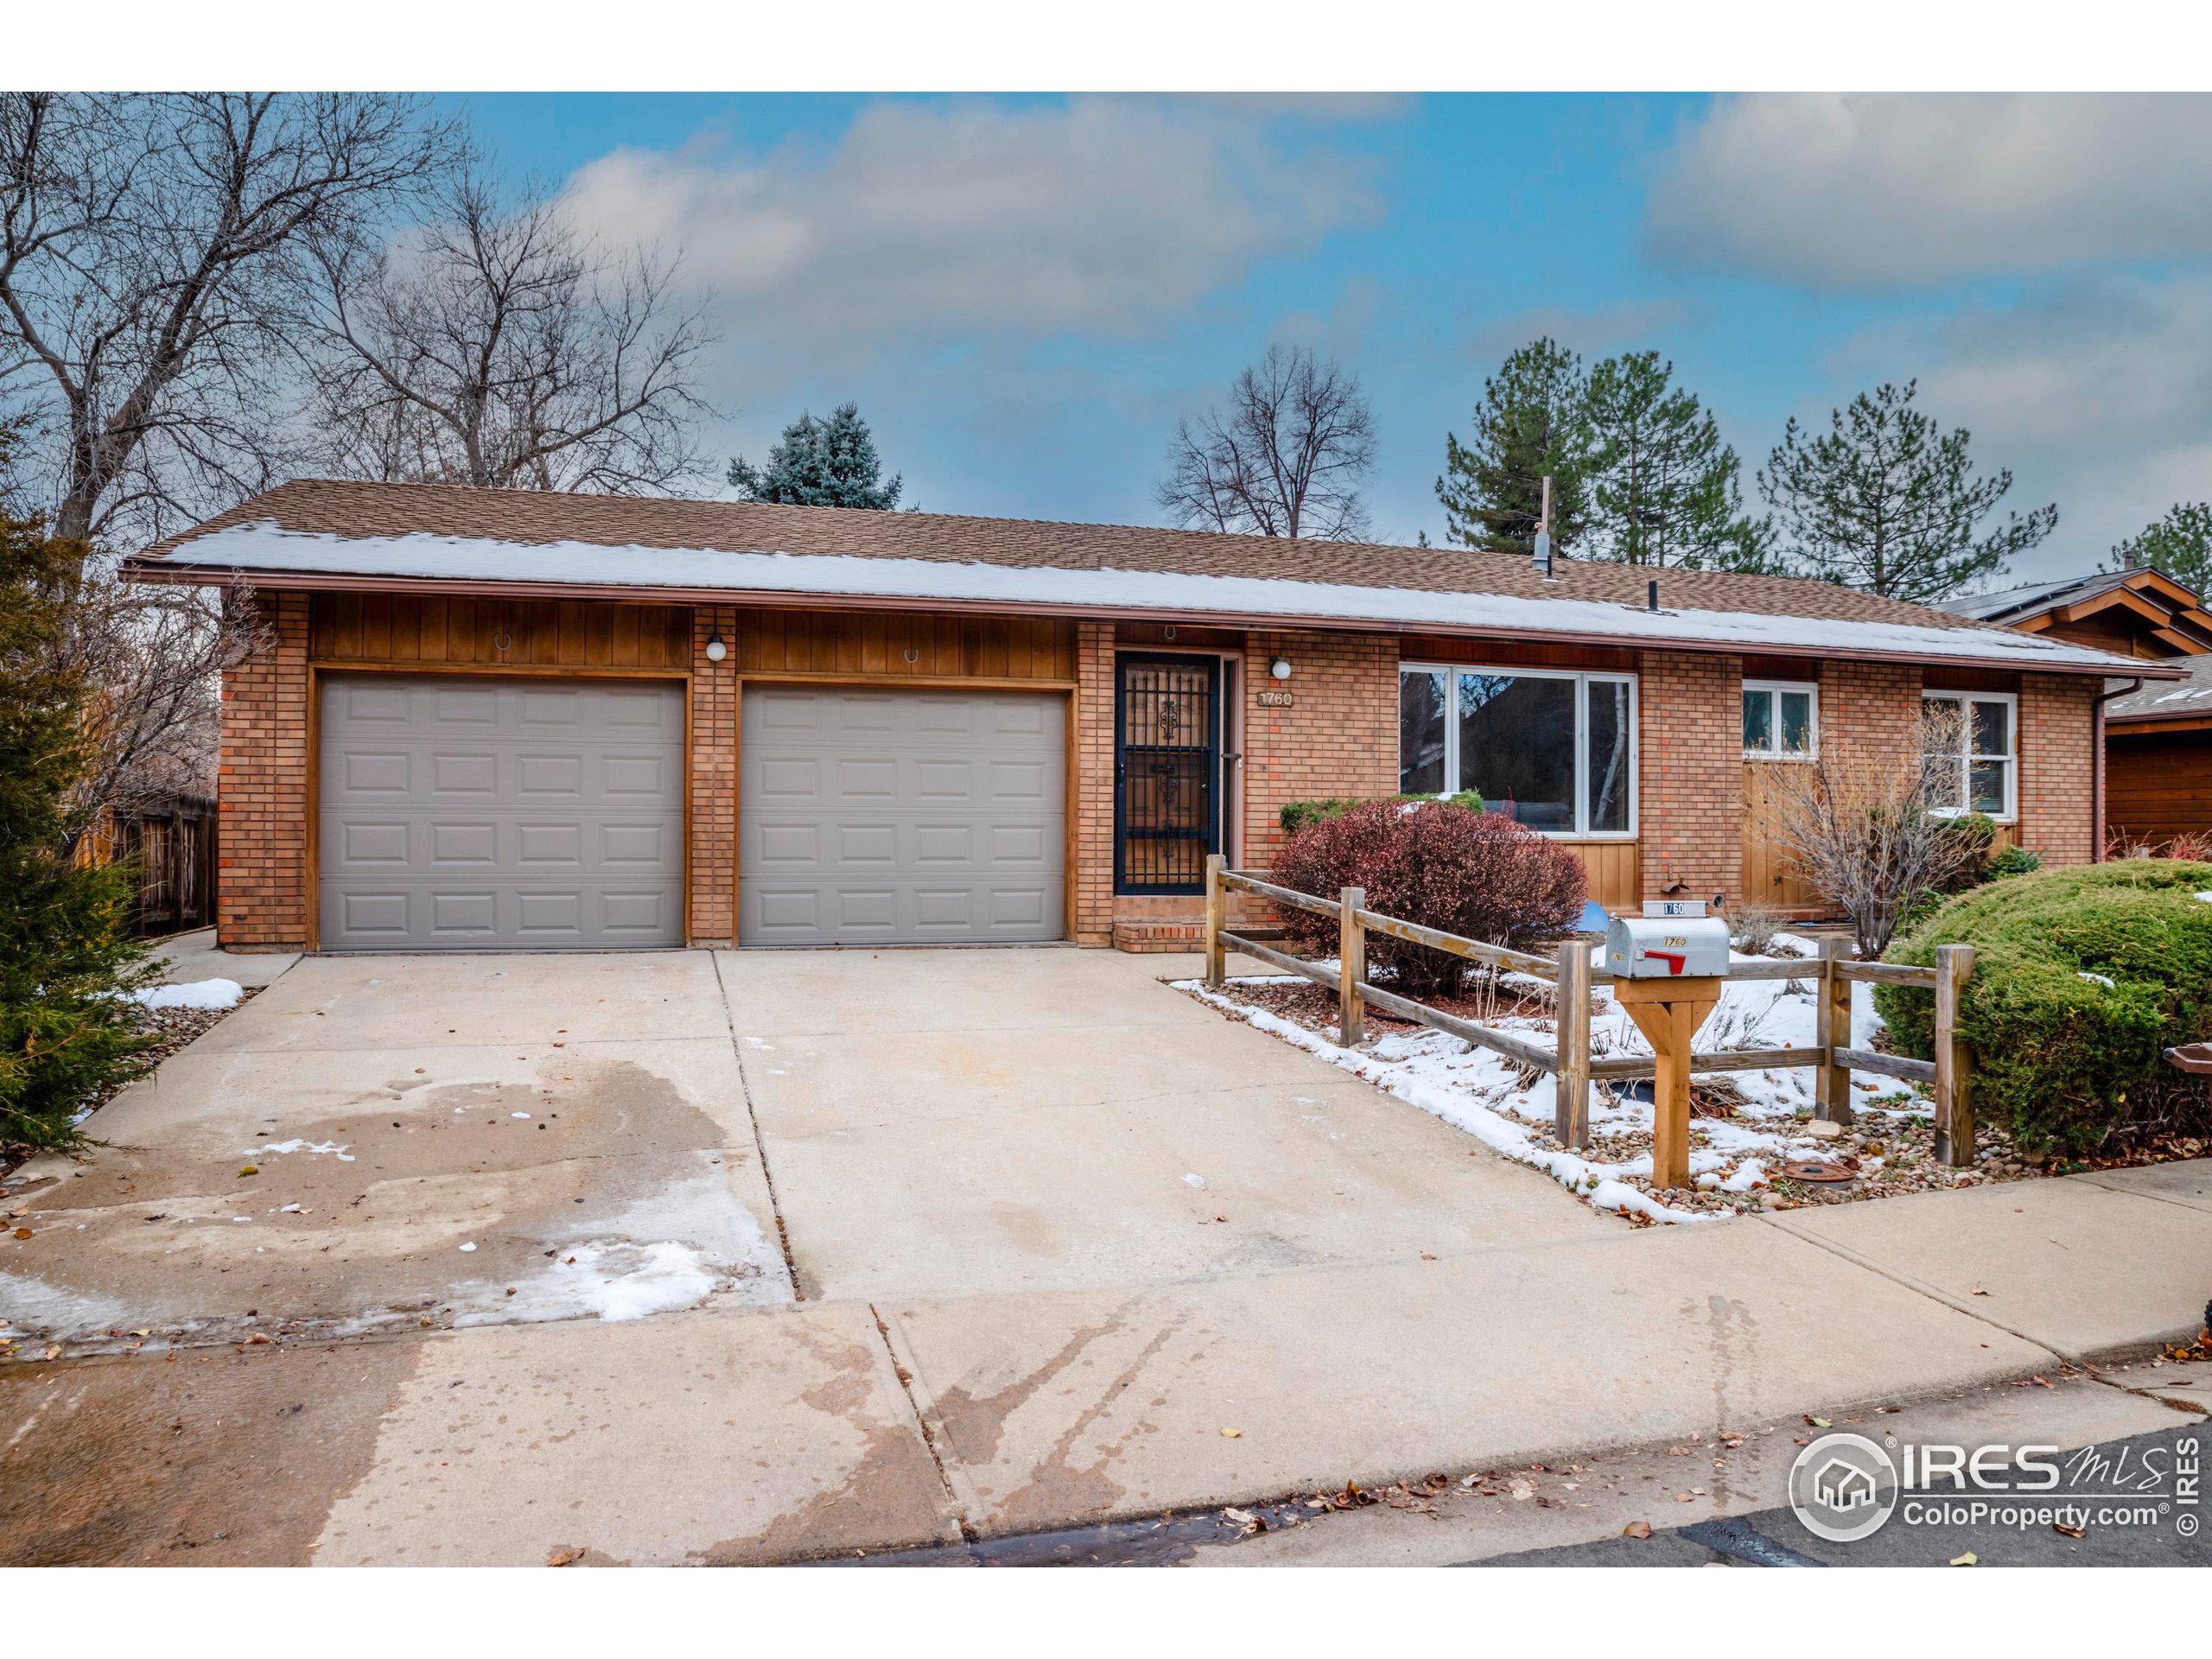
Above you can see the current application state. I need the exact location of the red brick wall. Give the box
[1073,622,1116,944]
[690,605,738,944]
[2020,673,2098,865]
[1238,629,1399,874]
[217,590,311,950]
[1637,650,1742,904]
[1819,659,1922,773]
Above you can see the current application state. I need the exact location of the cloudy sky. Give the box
[453,92,2212,583]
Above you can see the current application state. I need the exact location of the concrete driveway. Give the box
[5,943,2205,1565]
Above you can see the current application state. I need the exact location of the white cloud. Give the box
[1646,93,2212,291]
[560,97,1383,363]
[1831,273,2212,570]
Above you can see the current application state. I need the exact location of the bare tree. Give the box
[304,167,717,493]
[1158,344,1376,540]
[0,92,452,548]
[1765,701,1986,959]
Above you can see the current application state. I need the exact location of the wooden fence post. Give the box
[1203,854,1227,989]
[1554,938,1592,1148]
[1933,943,1976,1167]
[1338,887,1366,1046]
[1814,935,1856,1126]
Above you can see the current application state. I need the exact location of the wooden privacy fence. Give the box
[92,796,219,937]
[1202,855,1979,1170]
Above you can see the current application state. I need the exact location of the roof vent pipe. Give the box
[1533,474,1555,581]
[1648,579,1659,613]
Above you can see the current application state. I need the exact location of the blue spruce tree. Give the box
[728,403,904,510]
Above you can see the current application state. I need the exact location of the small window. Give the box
[1922,690,2017,821]
[1398,664,1637,837]
[1743,681,1817,760]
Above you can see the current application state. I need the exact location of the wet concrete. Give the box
[0,1339,418,1565]
[3,956,790,1346]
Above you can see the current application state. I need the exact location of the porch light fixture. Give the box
[704,634,728,663]
[1269,657,1293,681]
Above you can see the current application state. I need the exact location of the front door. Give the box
[1114,654,1221,894]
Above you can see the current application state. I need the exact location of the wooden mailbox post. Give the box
[1611,976,1723,1192]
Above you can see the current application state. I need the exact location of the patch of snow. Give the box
[161,519,2142,675]
[0,1272,135,1339]
[742,1036,775,1051]
[1177,968,1917,1226]
[448,1160,790,1331]
[510,1111,531,1119]
[458,1242,477,1252]
[1182,1173,1208,1189]
[2196,893,2212,904]
[131,977,242,1011]
[2078,971,2118,989]
[245,1138,354,1162]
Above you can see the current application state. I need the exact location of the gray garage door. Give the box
[740,686,1065,945]
[319,674,685,950]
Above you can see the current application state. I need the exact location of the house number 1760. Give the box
[1255,690,1294,708]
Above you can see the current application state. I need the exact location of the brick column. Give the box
[1637,650,1743,905]
[689,605,738,944]
[216,589,311,950]
[2019,673,2097,866]
[1073,622,1116,944]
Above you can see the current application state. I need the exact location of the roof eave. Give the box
[124,555,2174,681]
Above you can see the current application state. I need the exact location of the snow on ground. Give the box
[1177,934,1929,1226]
[130,977,242,1011]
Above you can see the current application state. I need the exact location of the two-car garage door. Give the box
[316,674,1065,950]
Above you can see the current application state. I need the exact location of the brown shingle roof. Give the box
[143,477,2020,633]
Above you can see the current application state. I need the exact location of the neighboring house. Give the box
[123,480,2170,953]
[1942,567,2212,850]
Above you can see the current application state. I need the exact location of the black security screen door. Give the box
[1115,654,1220,894]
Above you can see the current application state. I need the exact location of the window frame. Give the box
[1398,662,1639,840]
[1742,678,1821,762]
[1920,688,2018,823]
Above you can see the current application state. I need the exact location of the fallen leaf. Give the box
[1623,1520,1653,1539]
[2053,1522,2085,1539]
[1219,1427,1241,1438]
[546,1545,583,1567]
[238,1166,258,1177]
[1970,1287,1990,1297]
[1950,1550,1978,1567]
[11,1227,30,1240]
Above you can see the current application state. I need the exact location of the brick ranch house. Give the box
[122,480,2177,954]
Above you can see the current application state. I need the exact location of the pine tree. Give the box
[1757,380,2056,604]
[0,426,152,1150]
[2104,501,2212,597]
[1581,351,1773,571]
[1435,338,1596,556]
[728,403,904,510]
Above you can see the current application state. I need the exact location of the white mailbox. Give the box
[1605,914,1732,979]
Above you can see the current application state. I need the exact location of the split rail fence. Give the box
[1201,855,1979,1168]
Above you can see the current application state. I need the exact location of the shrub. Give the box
[1725,900,1784,956]
[1876,861,2212,1154]
[0,448,155,1152]
[1270,798,1586,995]
[1983,843,2043,880]
[1279,790,1482,837]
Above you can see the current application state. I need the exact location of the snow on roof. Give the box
[2107,654,2212,721]
[145,518,2163,676]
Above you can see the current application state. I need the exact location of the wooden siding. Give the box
[310,593,692,669]
[2107,728,2212,844]
[736,607,1077,682]
[1560,840,1641,912]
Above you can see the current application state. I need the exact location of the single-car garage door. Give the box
[740,685,1065,945]
[319,674,685,950]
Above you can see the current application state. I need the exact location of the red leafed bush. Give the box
[1269,799,1587,995]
